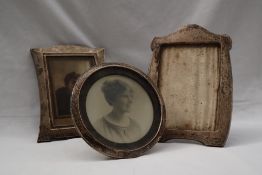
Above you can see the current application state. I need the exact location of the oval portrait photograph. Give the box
[71,63,165,158]
[86,75,153,143]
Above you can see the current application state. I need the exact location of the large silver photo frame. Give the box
[148,24,232,146]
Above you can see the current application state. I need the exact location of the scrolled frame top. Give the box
[151,24,232,51]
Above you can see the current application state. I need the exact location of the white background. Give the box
[0,0,261,174]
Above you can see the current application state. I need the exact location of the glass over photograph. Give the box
[47,56,94,118]
[86,75,154,143]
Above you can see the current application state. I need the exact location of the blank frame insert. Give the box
[159,45,219,131]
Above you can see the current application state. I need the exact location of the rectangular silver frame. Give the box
[148,25,232,146]
[31,45,104,142]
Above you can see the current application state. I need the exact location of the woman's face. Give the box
[112,89,133,113]
[68,78,78,91]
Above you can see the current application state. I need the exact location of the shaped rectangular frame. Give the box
[31,45,104,142]
[148,24,232,146]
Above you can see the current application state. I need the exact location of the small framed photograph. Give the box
[71,63,165,158]
[148,24,232,146]
[31,45,104,142]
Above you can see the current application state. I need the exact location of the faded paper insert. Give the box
[159,45,219,131]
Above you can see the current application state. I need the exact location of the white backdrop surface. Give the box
[0,0,262,175]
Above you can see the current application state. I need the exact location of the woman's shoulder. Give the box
[94,116,106,126]
[93,117,107,133]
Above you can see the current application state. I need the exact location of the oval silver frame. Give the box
[71,63,165,158]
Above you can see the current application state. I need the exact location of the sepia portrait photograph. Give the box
[86,75,154,143]
[47,56,95,126]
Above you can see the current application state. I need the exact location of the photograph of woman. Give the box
[94,79,141,143]
[55,72,80,116]
[73,65,165,158]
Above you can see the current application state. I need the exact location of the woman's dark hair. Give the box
[64,72,80,86]
[101,79,132,105]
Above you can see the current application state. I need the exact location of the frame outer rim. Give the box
[71,63,166,158]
